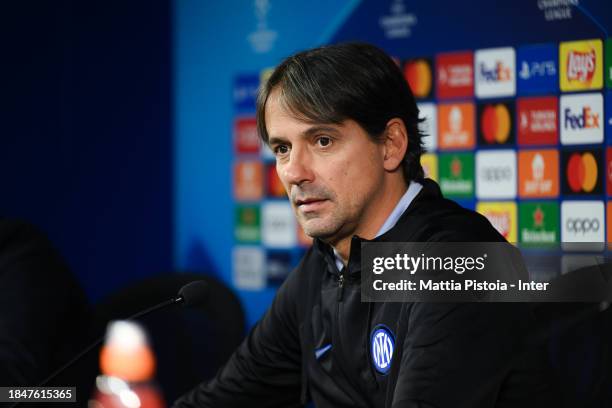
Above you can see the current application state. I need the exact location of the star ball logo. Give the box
[560,39,603,91]
[438,102,475,150]
[403,58,434,99]
[562,148,603,196]
[234,160,264,201]
[477,101,514,145]
[436,51,473,99]
[518,150,559,198]
[475,47,516,98]
[560,93,603,145]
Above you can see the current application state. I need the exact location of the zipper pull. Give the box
[337,272,345,301]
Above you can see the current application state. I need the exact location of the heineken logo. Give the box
[519,202,558,244]
[439,153,474,198]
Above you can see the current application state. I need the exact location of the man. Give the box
[174,42,555,407]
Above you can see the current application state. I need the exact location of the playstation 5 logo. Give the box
[519,60,556,80]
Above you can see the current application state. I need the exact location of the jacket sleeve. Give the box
[172,266,304,408]
[388,302,551,408]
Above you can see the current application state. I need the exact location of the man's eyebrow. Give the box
[268,125,340,145]
[303,125,340,137]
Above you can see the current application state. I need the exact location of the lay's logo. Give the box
[476,202,517,243]
[560,39,603,91]
[566,49,596,83]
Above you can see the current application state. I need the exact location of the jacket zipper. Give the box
[337,271,345,301]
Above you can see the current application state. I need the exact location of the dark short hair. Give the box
[256,42,425,182]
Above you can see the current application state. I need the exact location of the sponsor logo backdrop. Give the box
[205,1,612,320]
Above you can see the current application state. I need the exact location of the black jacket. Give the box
[174,180,557,407]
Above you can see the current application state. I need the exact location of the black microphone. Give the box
[176,280,209,309]
[10,280,209,407]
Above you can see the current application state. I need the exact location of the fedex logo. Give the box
[566,49,596,83]
[479,61,512,82]
[475,48,515,98]
[564,106,600,130]
[560,93,603,145]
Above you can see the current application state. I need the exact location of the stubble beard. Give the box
[298,209,342,241]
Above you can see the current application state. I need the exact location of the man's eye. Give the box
[317,137,332,147]
[274,145,289,155]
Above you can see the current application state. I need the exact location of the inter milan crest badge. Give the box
[370,325,395,374]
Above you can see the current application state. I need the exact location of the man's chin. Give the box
[299,220,339,241]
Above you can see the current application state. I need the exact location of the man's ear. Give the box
[382,118,408,172]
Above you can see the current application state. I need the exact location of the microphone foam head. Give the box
[178,280,209,308]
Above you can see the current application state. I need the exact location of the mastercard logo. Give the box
[404,59,433,98]
[480,103,511,144]
[566,152,598,193]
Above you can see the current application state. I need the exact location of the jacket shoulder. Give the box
[404,197,505,242]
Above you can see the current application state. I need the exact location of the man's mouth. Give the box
[295,198,328,212]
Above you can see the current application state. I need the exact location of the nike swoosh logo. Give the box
[314,344,332,359]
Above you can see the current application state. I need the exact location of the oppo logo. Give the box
[566,218,600,233]
[481,166,512,182]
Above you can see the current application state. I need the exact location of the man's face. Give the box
[265,91,388,245]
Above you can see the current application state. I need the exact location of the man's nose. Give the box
[280,147,314,186]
